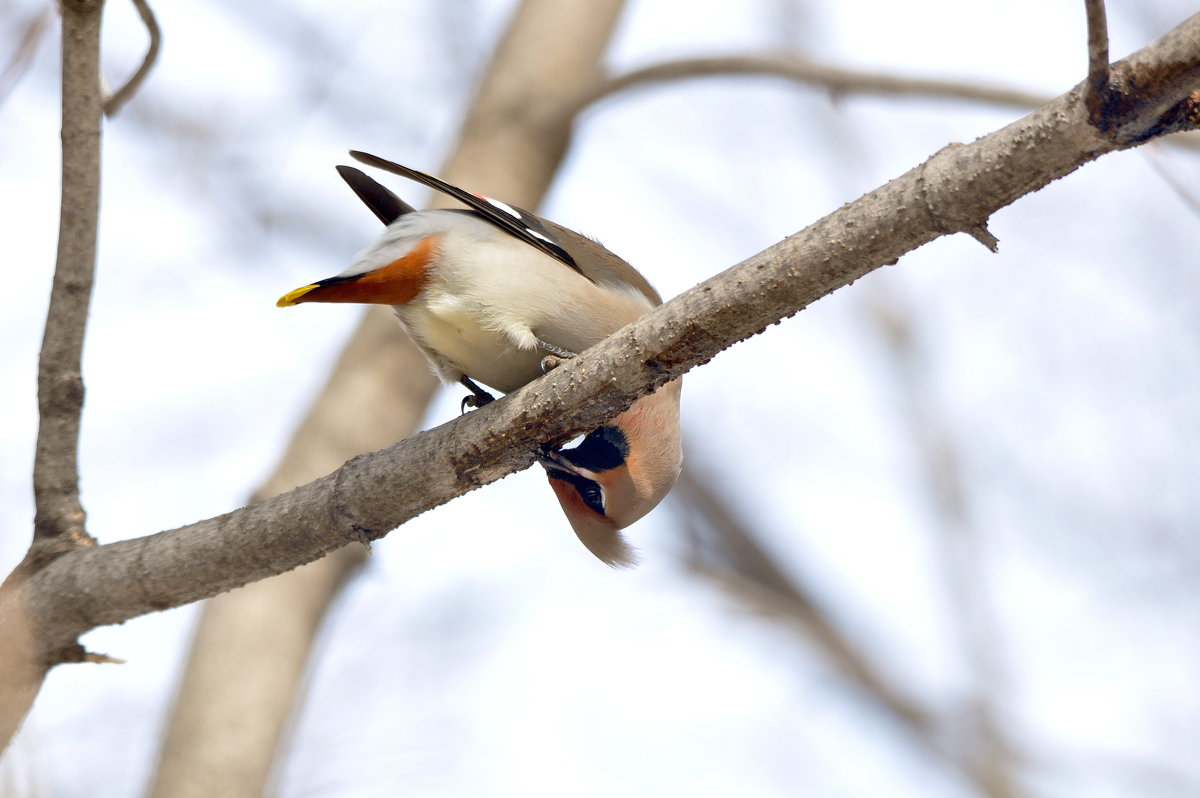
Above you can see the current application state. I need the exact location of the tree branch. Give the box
[572,50,1200,154]
[1084,0,1111,126]
[103,0,160,117]
[573,54,1051,116]
[2,0,105,750]
[4,8,1200,752]
[32,0,104,554]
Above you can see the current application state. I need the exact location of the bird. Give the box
[277,152,681,566]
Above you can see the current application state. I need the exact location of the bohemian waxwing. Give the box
[277,152,682,566]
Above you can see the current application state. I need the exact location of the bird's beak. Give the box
[536,444,582,477]
[276,284,320,307]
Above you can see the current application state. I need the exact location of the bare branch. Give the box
[4,9,1200,752]
[574,51,1200,155]
[32,0,105,554]
[1085,0,1111,124]
[103,0,161,117]
[3,0,105,749]
[573,54,1051,116]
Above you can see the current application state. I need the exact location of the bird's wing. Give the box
[541,218,662,307]
[349,150,583,275]
[336,165,416,225]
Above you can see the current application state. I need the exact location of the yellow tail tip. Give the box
[276,284,318,307]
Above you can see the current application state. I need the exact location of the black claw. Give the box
[458,376,496,412]
[460,392,495,413]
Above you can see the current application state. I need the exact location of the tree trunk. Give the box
[145,1,627,795]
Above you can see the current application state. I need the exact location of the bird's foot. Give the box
[459,376,495,414]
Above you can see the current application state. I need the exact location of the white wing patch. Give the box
[475,195,520,219]
[475,194,561,247]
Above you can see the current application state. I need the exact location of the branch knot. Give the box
[917,144,1000,253]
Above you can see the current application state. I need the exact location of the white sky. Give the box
[2,0,1198,796]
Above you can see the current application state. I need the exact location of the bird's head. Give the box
[538,382,682,567]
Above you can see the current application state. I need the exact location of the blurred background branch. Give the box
[102,0,159,117]
[576,54,1050,114]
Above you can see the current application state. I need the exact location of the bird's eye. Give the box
[577,481,606,515]
[546,468,608,517]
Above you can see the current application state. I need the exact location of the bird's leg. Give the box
[535,338,576,360]
[460,376,495,413]
[535,339,576,374]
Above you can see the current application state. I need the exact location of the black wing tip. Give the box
[335,162,415,225]
[346,151,581,272]
[350,150,403,173]
[349,151,437,185]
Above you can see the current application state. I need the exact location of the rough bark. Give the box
[145,1,628,795]
[3,7,1198,754]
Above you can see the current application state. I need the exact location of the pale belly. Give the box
[401,305,546,393]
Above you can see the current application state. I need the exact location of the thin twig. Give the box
[103,0,160,117]
[572,51,1200,155]
[573,54,1051,116]
[1085,0,1111,124]
[32,0,105,554]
